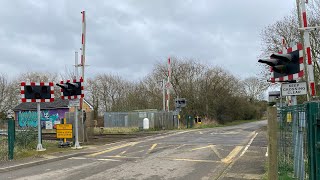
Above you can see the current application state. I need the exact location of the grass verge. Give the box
[1,140,77,162]
[14,140,75,160]
[93,127,168,135]
[93,127,140,135]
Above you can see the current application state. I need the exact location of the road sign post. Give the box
[72,100,81,149]
[56,124,73,139]
[36,102,45,151]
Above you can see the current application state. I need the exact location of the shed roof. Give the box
[13,99,69,111]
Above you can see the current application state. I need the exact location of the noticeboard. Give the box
[56,129,73,139]
[56,124,72,139]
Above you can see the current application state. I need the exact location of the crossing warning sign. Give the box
[56,124,73,138]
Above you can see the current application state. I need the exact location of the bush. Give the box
[0,137,8,161]
[15,127,37,149]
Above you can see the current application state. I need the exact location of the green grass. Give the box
[224,119,260,126]
[94,127,141,134]
[0,140,76,161]
[14,140,76,159]
[93,127,167,135]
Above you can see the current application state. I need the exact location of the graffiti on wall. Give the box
[18,109,68,128]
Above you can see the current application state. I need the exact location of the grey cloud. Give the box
[0,0,295,81]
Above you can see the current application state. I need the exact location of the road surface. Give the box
[0,120,267,180]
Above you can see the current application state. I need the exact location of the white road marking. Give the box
[96,158,121,162]
[171,158,220,163]
[104,156,141,159]
[240,132,258,157]
[68,157,87,160]
[211,145,223,159]
[210,131,238,135]
[173,144,186,150]
[117,150,127,156]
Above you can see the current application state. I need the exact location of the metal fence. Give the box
[104,111,176,130]
[0,119,8,161]
[278,104,308,179]
[65,111,94,142]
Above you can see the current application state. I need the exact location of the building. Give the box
[13,99,93,128]
[69,99,94,113]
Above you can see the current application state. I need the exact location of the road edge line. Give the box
[0,152,90,173]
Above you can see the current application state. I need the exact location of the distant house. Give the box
[69,99,94,113]
[13,99,93,128]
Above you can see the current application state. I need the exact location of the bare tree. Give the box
[85,59,266,123]
[0,73,19,119]
[242,77,269,101]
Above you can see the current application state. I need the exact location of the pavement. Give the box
[218,127,267,180]
[0,120,268,180]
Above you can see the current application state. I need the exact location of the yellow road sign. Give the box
[57,129,73,138]
[56,124,72,130]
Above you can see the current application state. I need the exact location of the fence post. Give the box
[186,115,189,128]
[307,102,316,179]
[7,118,15,160]
[267,107,278,180]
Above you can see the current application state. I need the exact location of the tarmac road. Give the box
[0,120,267,180]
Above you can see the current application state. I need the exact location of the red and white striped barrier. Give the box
[81,11,86,67]
[166,57,171,111]
[301,0,315,96]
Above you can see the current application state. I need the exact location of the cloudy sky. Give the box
[0,0,296,81]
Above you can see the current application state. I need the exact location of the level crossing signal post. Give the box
[174,98,187,129]
[258,43,309,178]
[56,78,84,149]
[20,82,55,151]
